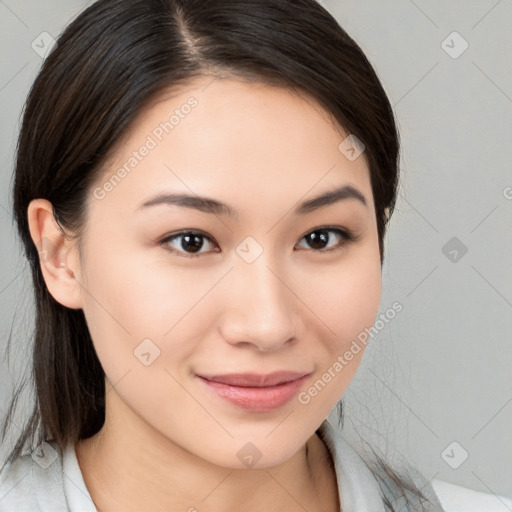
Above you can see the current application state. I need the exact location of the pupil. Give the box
[307,230,328,250]
[183,234,203,253]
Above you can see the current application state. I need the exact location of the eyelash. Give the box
[158,226,359,259]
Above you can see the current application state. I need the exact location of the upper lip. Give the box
[198,371,310,387]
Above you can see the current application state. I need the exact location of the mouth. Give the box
[197,371,310,387]
[196,371,311,412]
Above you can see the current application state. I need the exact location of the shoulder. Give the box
[318,420,445,511]
[431,478,512,512]
[318,420,449,511]
[0,440,67,511]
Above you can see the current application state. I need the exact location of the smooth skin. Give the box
[27,75,382,511]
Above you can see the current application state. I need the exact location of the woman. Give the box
[0,0,468,510]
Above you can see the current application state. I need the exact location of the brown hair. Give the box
[2,1,437,510]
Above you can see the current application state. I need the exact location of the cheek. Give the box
[336,261,381,340]
[295,255,381,415]
[302,246,382,375]
[79,245,214,375]
[82,243,200,332]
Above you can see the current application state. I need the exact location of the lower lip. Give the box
[197,375,309,412]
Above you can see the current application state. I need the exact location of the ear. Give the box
[27,198,83,309]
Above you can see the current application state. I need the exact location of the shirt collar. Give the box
[317,419,386,512]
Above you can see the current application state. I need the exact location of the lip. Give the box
[198,371,310,387]
[196,371,311,412]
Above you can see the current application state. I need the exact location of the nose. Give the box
[218,253,303,352]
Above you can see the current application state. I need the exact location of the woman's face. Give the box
[75,76,382,468]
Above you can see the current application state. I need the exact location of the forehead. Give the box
[89,76,373,222]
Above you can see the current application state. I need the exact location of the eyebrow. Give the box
[137,184,367,218]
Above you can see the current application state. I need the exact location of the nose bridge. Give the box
[222,243,300,349]
[244,251,285,311]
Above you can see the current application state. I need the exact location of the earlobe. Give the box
[27,198,83,310]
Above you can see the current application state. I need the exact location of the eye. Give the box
[160,230,219,258]
[159,226,358,259]
[296,226,358,254]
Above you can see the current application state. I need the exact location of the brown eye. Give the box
[296,227,358,253]
[160,231,218,258]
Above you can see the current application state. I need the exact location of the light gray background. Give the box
[1,0,511,500]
